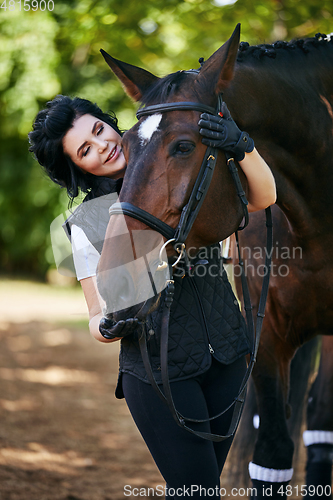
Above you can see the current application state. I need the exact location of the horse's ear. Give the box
[197,24,240,95]
[100,49,160,102]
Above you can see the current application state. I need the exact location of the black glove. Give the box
[198,102,254,162]
[99,315,139,340]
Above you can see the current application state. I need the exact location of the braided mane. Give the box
[237,32,332,62]
[140,33,333,107]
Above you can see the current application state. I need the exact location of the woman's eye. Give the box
[174,142,194,155]
[82,146,90,157]
[97,125,104,135]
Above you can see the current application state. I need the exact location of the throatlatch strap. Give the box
[226,153,249,230]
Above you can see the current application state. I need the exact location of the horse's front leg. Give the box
[303,336,333,500]
[249,333,295,500]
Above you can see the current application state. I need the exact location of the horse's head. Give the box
[97,24,247,322]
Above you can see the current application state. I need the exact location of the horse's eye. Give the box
[174,142,195,155]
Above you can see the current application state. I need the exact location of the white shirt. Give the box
[71,224,100,280]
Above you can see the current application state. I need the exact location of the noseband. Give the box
[108,95,273,442]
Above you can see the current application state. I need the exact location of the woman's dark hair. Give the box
[28,95,123,202]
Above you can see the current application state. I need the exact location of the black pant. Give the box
[122,355,247,498]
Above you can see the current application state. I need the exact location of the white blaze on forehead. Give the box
[138,113,162,145]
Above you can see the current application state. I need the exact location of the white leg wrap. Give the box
[303,430,333,447]
[249,462,294,483]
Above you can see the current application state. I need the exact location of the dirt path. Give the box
[0,280,309,500]
[0,280,163,499]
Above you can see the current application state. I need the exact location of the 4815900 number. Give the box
[1,0,54,11]
[277,485,332,496]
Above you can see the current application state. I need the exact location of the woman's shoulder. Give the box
[63,191,119,254]
[67,191,118,226]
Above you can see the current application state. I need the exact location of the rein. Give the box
[108,95,273,441]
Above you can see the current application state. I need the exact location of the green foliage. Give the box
[0,0,332,278]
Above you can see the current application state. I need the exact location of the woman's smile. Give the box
[62,113,126,178]
[105,144,121,164]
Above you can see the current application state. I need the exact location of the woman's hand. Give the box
[99,315,139,340]
[79,276,117,343]
[198,102,254,161]
[198,103,276,212]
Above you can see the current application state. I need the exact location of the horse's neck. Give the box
[265,147,333,244]
[224,62,333,240]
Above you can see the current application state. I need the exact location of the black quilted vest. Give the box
[118,247,250,391]
[64,187,251,399]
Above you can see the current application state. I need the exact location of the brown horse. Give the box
[224,34,333,498]
[97,25,333,499]
[97,25,246,321]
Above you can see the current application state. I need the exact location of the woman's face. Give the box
[62,114,126,178]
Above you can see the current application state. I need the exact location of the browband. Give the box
[136,101,216,119]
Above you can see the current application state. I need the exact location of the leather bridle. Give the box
[108,93,273,442]
[110,96,249,249]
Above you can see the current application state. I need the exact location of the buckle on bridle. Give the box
[156,238,186,271]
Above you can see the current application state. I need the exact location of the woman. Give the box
[29,95,276,497]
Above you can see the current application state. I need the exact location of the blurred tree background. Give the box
[0,0,332,279]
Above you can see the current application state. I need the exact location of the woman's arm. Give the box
[71,225,135,342]
[239,148,276,212]
[198,105,277,213]
[80,275,121,343]
[70,224,120,343]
